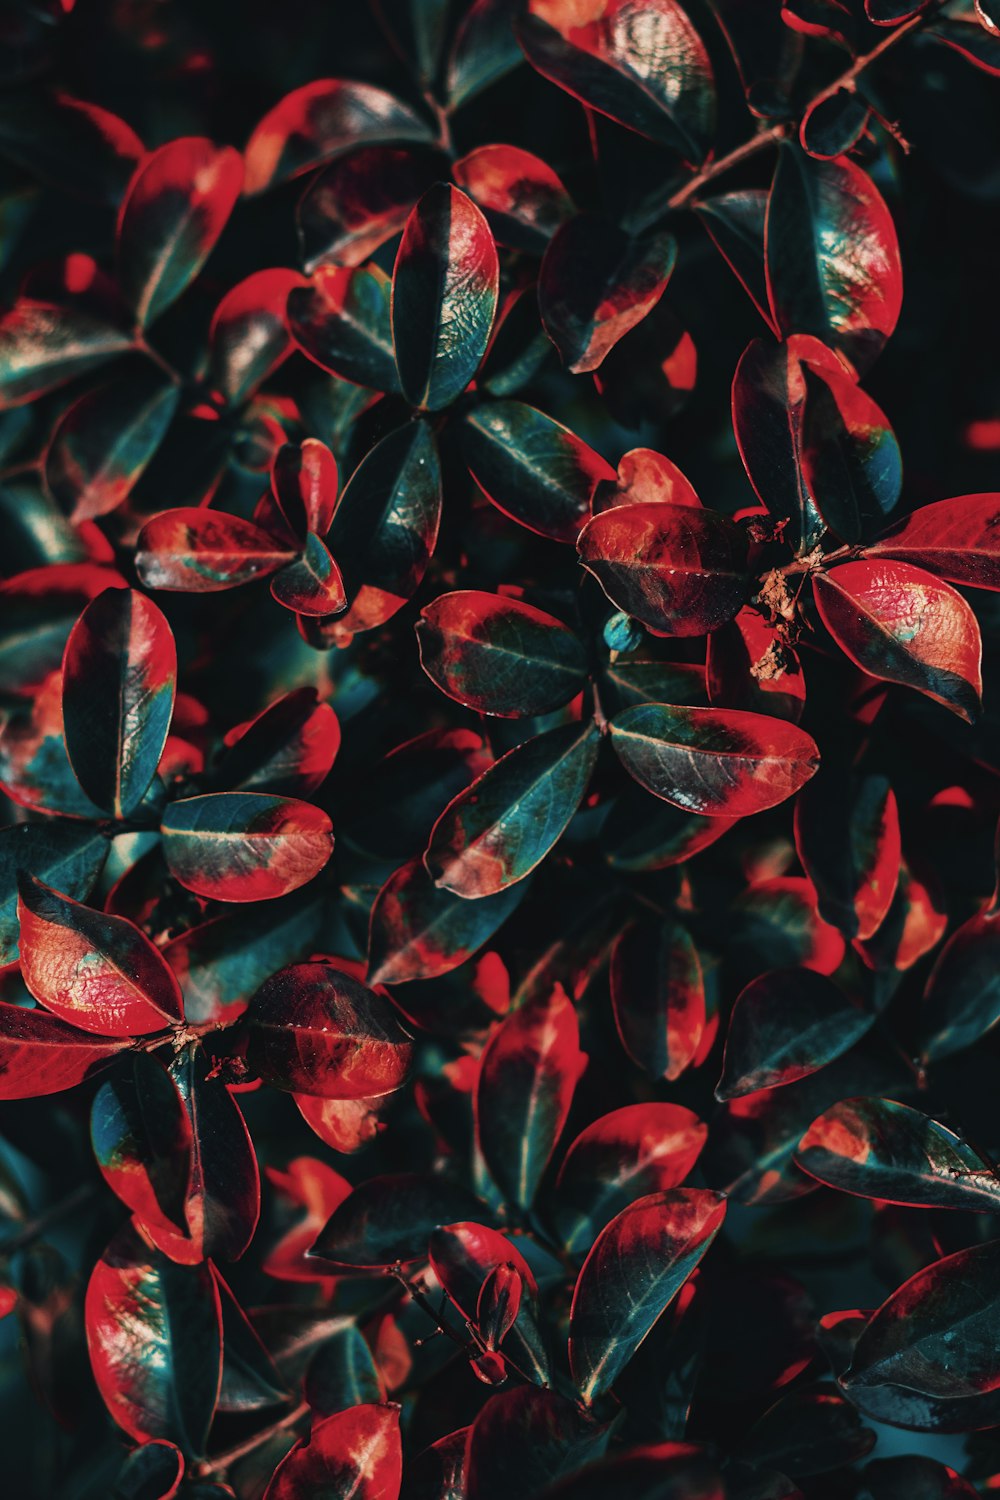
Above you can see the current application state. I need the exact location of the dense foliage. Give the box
[2,0,1000,1496]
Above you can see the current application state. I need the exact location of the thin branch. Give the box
[199,1400,309,1478]
[0,1180,98,1260]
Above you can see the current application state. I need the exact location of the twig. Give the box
[0,1180,98,1260]
[198,1400,309,1477]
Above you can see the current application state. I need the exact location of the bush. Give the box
[2,1,1000,1496]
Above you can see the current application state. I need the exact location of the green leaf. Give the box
[0,821,107,965]
[716,968,873,1100]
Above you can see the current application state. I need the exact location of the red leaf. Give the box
[136,509,295,593]
[160,792,334,902]
[0,1001,127,1099]
[208,268,307,408]
[594,447,701,512]
[864,492,1000,591]
[271,439,338,540]
[263,1403,402,1500]
[453,144,574,252]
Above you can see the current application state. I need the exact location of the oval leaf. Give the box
[136,509,295,593]
[864,492,1000,592]
[368,857,523,985]
[287,265,400,393]
[0,1001,127,1099]
[311,1172,487,1268]
[161,792,334,902]
[610,920,705,1083]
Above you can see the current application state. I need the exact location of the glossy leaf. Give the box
[62,587,176,818]
[717,968,873,1100]
[610,920,705,1082]
[475,985,585,1209]
[922,907,1000,1062]
[416,591,588,718]
[286,266,400,392]
[311,1172,487,1268]
[247,962,412,1098]
[516,0,716,162]
[568,1188,726,1403]
[463,399,615,543]
[116,139,243,327]
[136,509,295,592]
[85,1225,222,1453]
[539,217,676,373]
[161,792,334,902]
[578,501,749,636]
[694,189,774,332]
[553,1104,708,1254]
[244,79,434,194]
[465,1387,610,1500]
[428,1221,549,1383]
[425,721,599,897]
[0,296,133,410]
[453,145,573,252]
[609,703,820,816]
[17,874,182,1035]
[594,446,700,512]
[304,1320,384,1417]
[297,146,442,271]
[215,688,340,798]
[91,1054,193,1237]
[813,560,983,722]
[368,858,523,985]
[270,532,347,617]
[0,1001,127,1099]
[391,184,499,411]
[796,1096,1000,1210]
[208,268,307,408]
[0,820,107,964]
[864,492,1000,591]
[794,770,901,939]
[271,439,338,540]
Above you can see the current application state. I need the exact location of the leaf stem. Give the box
[0,1180,98,1260]
[134,335,182,386]
[199,1400,310,1477]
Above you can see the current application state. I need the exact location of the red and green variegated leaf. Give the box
[553,1104,708,1255]
[693,189,775,333]
[813,560,983,722]
[599,658,707,714]
[794,770,901,940]
[610,703,819,816]
[735,875,846,977]
[271,439,338,541]
[516,0,716,162]
[463,399,615,543]
[604,791,735,872]
[156,1044,260,1264]
[368,858,524,985]
[392,184,499,411]
[0,563,129,699]
[416,591,587,719]
[476,985,586,1210]
[62,587,176,819]
[207,268,307,408]
[247,962,412,1099]
[0,671,107,819]
[610,920,705,1083]
[844,1239,1000,1398]
[244,79,435,194]
[429,1222,549,1384]
[706,608,806,723]
[864,493,1000,591]
[43,367,179,522]
[116,138,243,328]
[453,145,574,253]
[568,1189,726,1403]
[136,508,295,592]
[297,145,443,272]
[594,447,700,512]
[716,967,873,1100]
[0,297,133,410]
[765,147,902,373]
[164,887,327,1028]
[212,1267,288,1413]
[90,1054,193,1238]
[85,1224,222,1453]
[0,1001,127,1099]
[425,722,599,898]
[262,1403,402,1500]
[921,907,1000,1062]
[287,264,400,393]
[17,874,182,1036]
[448,0,525,107]
[465,1387,611,1500]
[372,0,451,84]
[578,502,749,635]
[161,792,334,902]
[341,727,492,862]
[0,821,107,965]
[476,1263,523,1352]
[799,357,902,544]
[857,858,947,975]
[796,1097,1000,1211]
[0,90,143,204]
[270,532,347,617]
[216,688,340,799]
[539,217,677,374]
[311,1172,488,1268]
[315,419,441,647]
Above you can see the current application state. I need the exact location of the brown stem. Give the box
[134,335,182,385]
[0,1181,98,1260]
[198,1400,309,1477]
[667,6,936,214]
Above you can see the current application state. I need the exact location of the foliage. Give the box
[1,1,1000,1496]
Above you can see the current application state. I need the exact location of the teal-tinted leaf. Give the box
[416,590,588,718]
[392,184,499,411]
[368,857,524,984]
[62,587,177,819]
[602,790,735,871]
[161,792,334,902]
[0,820,107,965]
[372,0,451,85]
[466,1387,610,1500]
[610,919,705,1082]
[243,79,435,194]
[85,1224,222,1453]
[716,968,873,1100]
[304,1321,383,1417]
[0,671,106,819]
[855,1455,979,1499]
[214,1269,288,1415]
[694,188,775,331]
[737,1388,875,1478]
[0,297,132,409]
[800,360,902,544]
[568,1188,726,1403]
[476,985,585,1211]
[796,1097,1000,1211]
[44,368,179,522]
[425,721,599,897]
[287,265,400,393]
[311,1172,488,1268]
[91,1054,193,1237]
[297,144,442,272]
[552,1104,708,1255]
[463,400,615,543]
[214,688,340,799]
[208,268,307,408]
[428,1221,550,1385]
[610,703,820,816]
[111,1440,184,1500]
[270,532,347,617]
[448,0,523,107]
[539,217,676,373]
[922,907,1000,1062]
[794,770,901,940]
[598,658,706,714]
